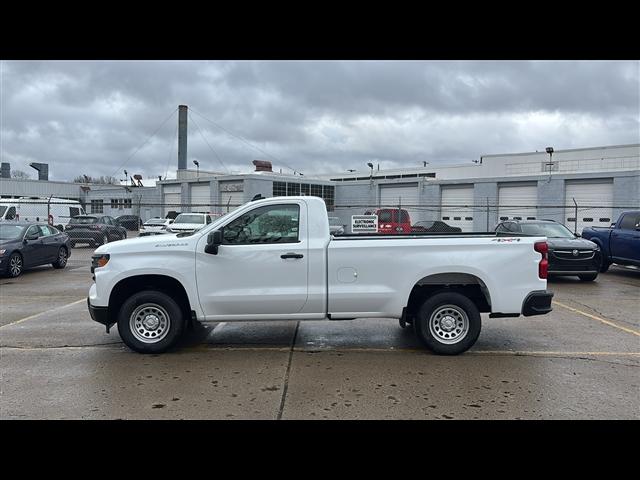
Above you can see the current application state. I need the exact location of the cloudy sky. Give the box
[1,60,638,183]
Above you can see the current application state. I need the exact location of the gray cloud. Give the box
[1,60,638,182]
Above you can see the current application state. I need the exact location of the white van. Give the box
[0,197,86,230]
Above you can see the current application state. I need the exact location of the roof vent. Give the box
[252,160,273,172]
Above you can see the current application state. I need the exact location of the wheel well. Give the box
[405,273,491,319]
[109,275,192,323]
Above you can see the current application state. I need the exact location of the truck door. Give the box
[195,202,309,318]
[611,212,640,262]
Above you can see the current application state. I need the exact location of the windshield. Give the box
[70,217,98,224]
[0,224,25,240]
[174,214,205,224]
[520,223,575,238]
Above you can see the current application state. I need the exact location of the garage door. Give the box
[163,185,182,217]
[190,183,211,212]
[565,180,614,234]
[498,184,538,222]
[380,183,421,224]
[441,185,474,232]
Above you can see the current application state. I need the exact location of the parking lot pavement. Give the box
[1,264,638,419]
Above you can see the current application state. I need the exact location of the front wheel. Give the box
[7,252,23,278]
[599,260,610,273]
[117,290,185,353]
[413,291,481,355]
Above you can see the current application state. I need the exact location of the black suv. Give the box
[495,219,602,281]
[115,215,143,231]
[65,215,128,247]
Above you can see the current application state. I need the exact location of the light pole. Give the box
[193,160,199,178]
[545,147,554,183]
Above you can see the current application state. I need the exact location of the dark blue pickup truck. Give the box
[582,211,640,272]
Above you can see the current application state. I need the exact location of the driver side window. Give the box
[222,204,300,245]
[25,225,41,239]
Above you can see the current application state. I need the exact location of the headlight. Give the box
[91,254,110,270]
[0,249,6,255]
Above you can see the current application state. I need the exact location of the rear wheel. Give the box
[98,233,109,246]
[579,273,598,282]
[117,290,185,353]
[413,291,481,355]
[52,247,68,269]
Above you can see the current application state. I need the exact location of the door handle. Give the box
[281,253,303,259]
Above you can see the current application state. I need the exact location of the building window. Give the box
[301,183,310,196]
[111,199,118,209]
[310,184,322,197]
[273,181,286,197]
[91,200,104,214]
[287,183,300,196]
[124,199,132,209]
[322,185,335,211]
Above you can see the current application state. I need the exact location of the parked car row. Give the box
[495,211,639,282]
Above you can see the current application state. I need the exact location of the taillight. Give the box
[534,241,548,279]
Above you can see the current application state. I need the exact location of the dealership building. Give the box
[1,143,638,232]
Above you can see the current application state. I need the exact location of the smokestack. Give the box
[252,160,273,172]
[1,162,10,179]
[29,162,49,181]
[178,105,188,170]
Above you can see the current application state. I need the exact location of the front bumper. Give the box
[521,290,554,316]
[87,297,114,332]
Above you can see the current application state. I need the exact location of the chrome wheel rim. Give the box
[429,304,469,344]
[10,255,22,276]
[130,303,170,343]
[58,248,67,266]
[103,234,109,244]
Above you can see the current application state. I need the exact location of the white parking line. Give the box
[0,299,86,329]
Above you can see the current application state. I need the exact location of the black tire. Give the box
[7,252,23,278]
[599,260,610,273]
[579,273,598,282]
[117,290,185,353]
[52,247,68,269]
[413,291,481,355]
[98,233,109,246]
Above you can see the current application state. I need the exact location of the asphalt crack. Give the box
[276,321,300,420]
[567,298,639,329]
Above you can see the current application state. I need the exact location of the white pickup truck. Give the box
[88,196,553,355]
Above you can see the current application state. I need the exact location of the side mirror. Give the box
[205,230,223,255]
[24,233,38,242]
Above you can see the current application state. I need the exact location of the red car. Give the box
[375,208,412,234]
